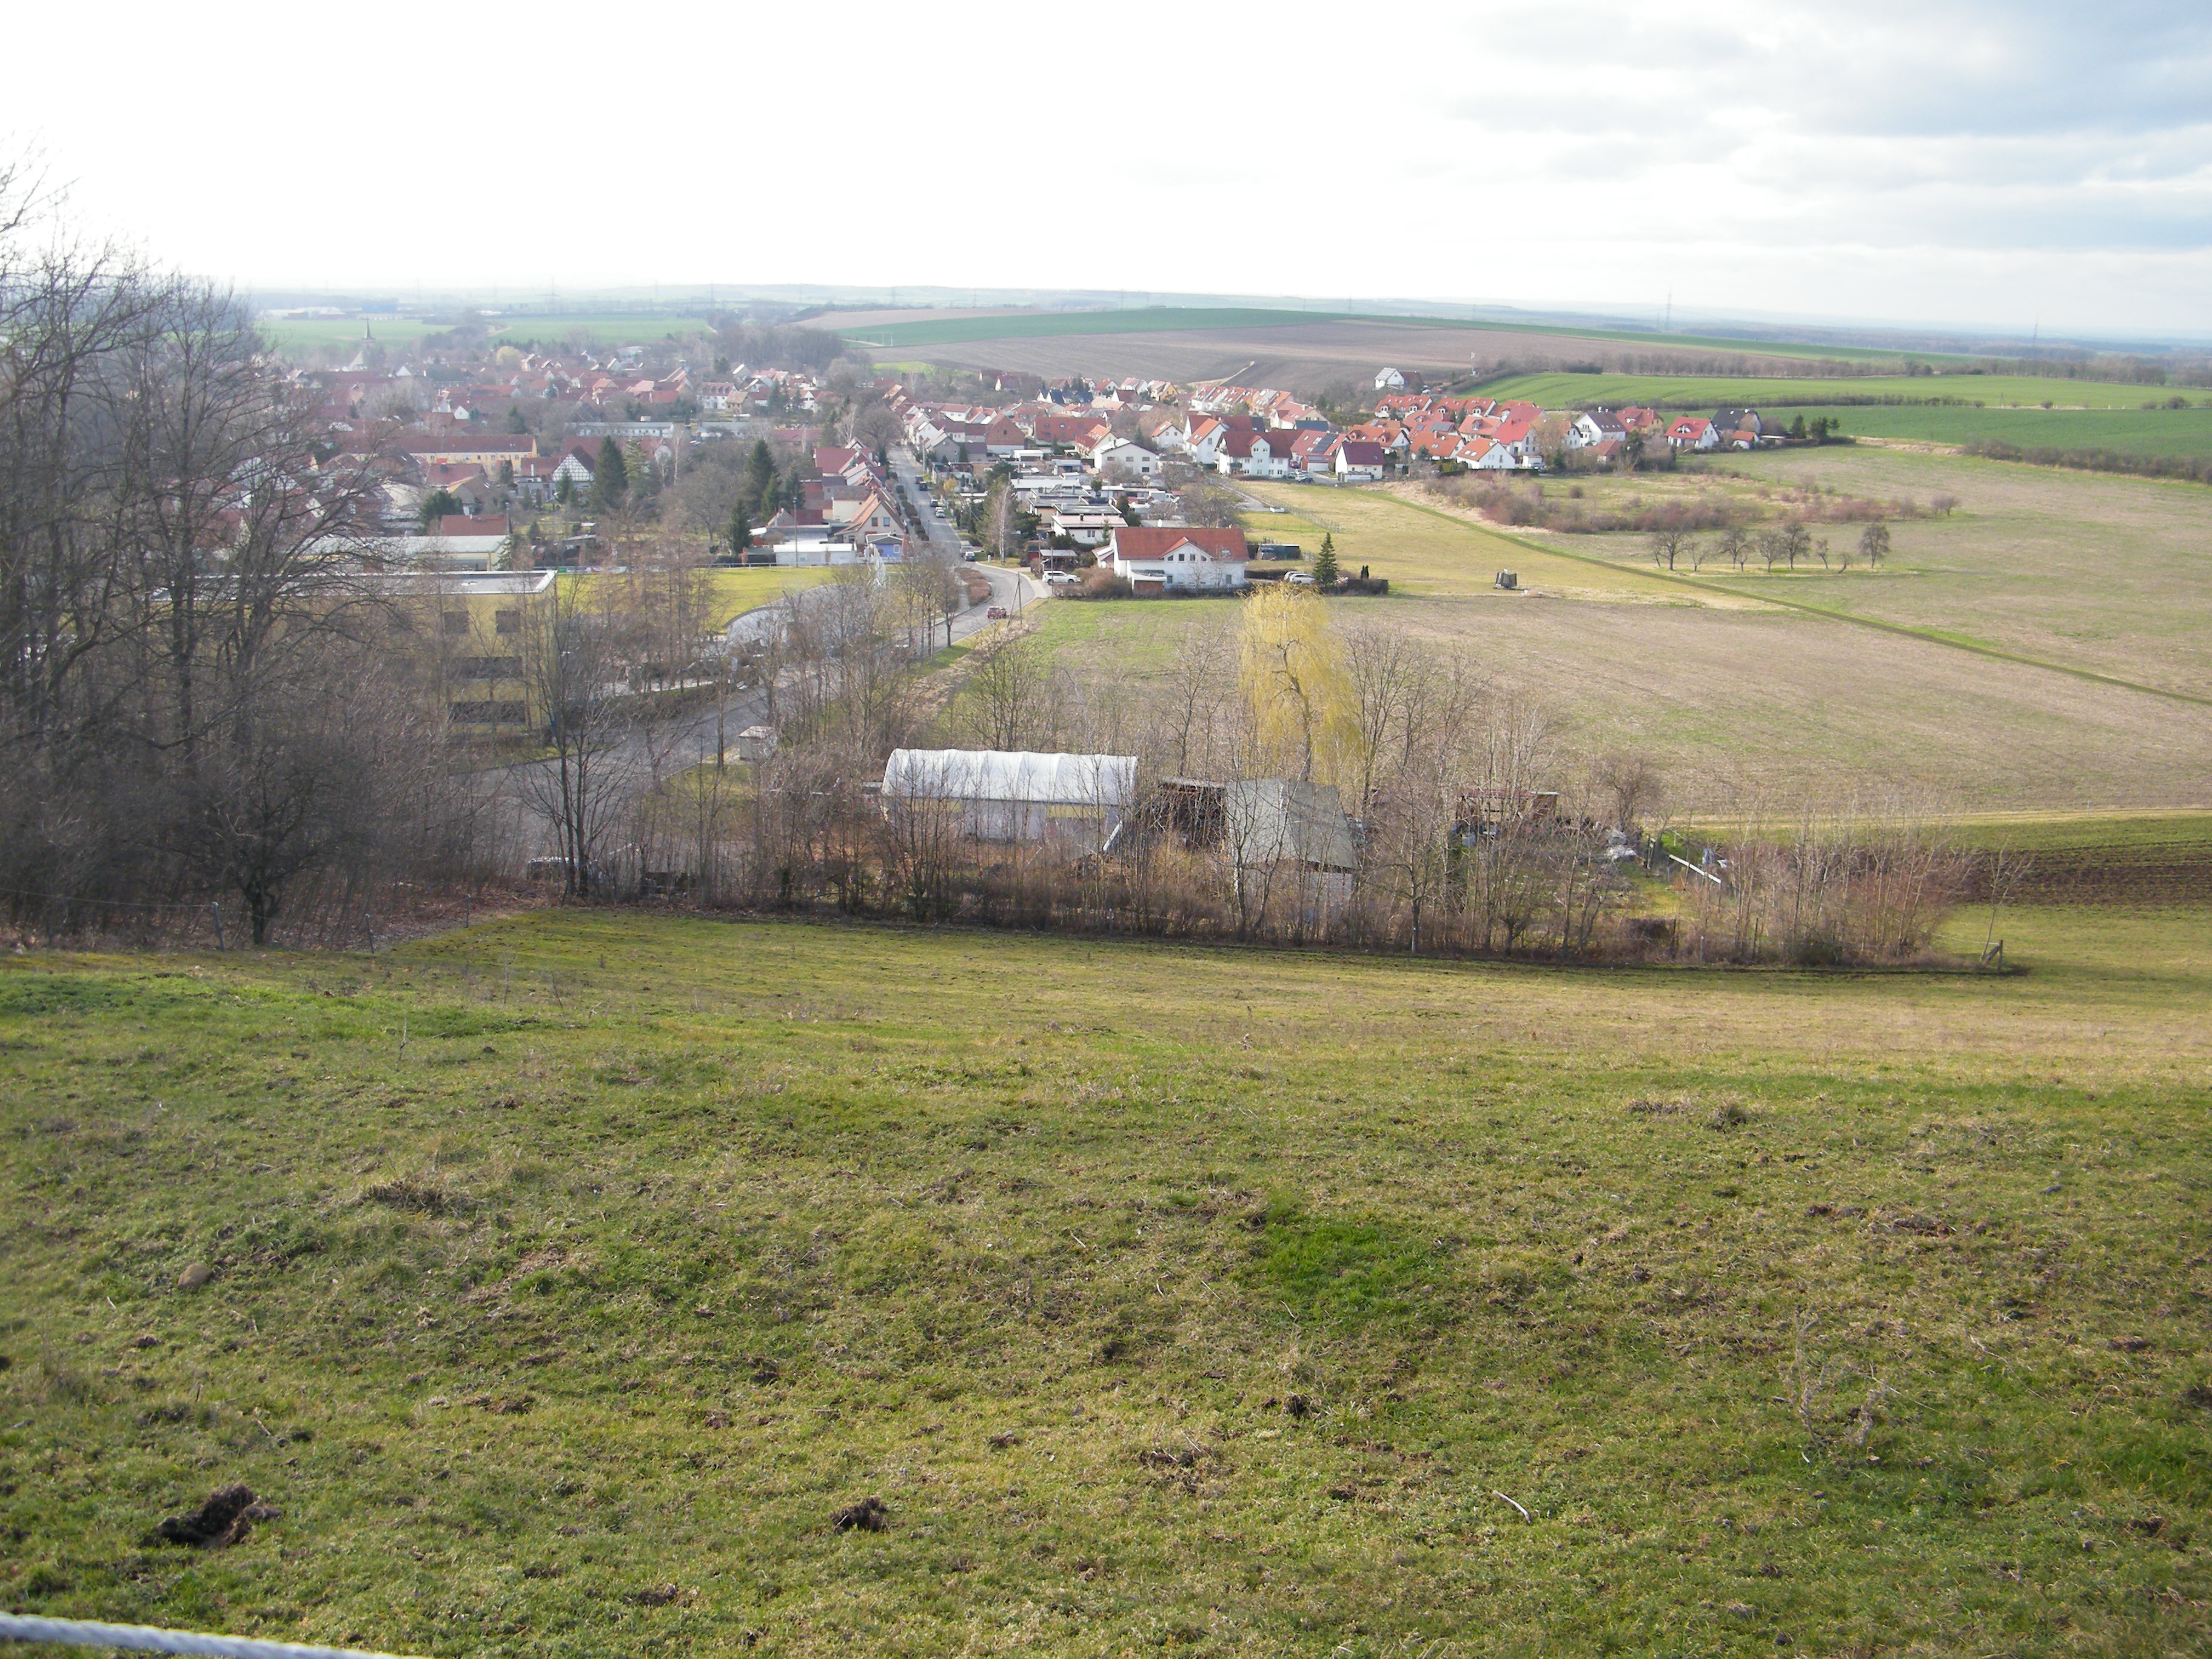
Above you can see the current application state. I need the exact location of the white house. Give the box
[1374,366,1408,390]
[1217,430,1295,479]
[549,447,597,492]
[1184,417,1229,468]
[1090,437,1161,481]
[1333,440,1387,481]
[1106,526,1250,595]
[1569,411,1628,449]
[1488,420,1544,468]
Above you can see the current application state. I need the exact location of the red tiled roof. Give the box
[1110,527,1247,563]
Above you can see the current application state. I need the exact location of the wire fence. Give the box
[0,888,232,947]
[0,1614,423,1659]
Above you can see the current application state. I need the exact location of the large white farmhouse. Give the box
[1105,527,1249,595]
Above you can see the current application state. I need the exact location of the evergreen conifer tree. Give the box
[593,438,628,511]
[745,439,777,517]
[1312,531,1339,588]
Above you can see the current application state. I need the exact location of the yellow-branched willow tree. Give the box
[1236,585,1356,785]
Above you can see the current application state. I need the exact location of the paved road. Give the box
[890,444,965,559]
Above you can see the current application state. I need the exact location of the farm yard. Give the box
[4,900,2210,1659]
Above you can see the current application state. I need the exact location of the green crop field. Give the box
[1476,372,2177,414]
[1825,406,2212,462]
[4,905,2210,1658]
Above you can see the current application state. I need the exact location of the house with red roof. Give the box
[1106,526,1249,595]
[1489,420,1543,468]
[1217,429,1297,479]
[1666,417,1719,451]
[1289,431,1341,474]
[1345,421,1409,456]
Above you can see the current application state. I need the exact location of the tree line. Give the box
[591,578,1962,967]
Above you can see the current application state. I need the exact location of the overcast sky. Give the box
[10,1,2208,337]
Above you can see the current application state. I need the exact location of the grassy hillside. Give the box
[1478,372,2176,414]
[3,907,2210,1658]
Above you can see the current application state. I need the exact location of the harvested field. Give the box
[1547,449,2212,701]
[852,317,1902,395]
[1019,482,2212,811]
[1031,588,2212,811]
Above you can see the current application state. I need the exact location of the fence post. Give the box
[210,903,226,951]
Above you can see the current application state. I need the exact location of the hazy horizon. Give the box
[10,1,2209,338]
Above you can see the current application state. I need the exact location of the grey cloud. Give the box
[1453,5,2212,142]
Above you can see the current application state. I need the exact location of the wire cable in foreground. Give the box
[0,1614,426,1659]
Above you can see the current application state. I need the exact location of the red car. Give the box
[985,605,1008,619]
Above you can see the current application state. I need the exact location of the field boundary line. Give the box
[1381,491,2212,710]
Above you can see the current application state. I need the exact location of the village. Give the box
[298,323,1817,597]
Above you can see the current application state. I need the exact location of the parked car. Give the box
[986,605,1008,619]
[1044,571,1081,588]
[1284,571,1316,586]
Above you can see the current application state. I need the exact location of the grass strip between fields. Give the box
[1383,492,2212,711]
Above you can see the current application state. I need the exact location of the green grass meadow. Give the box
[4,902,2211,1658]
